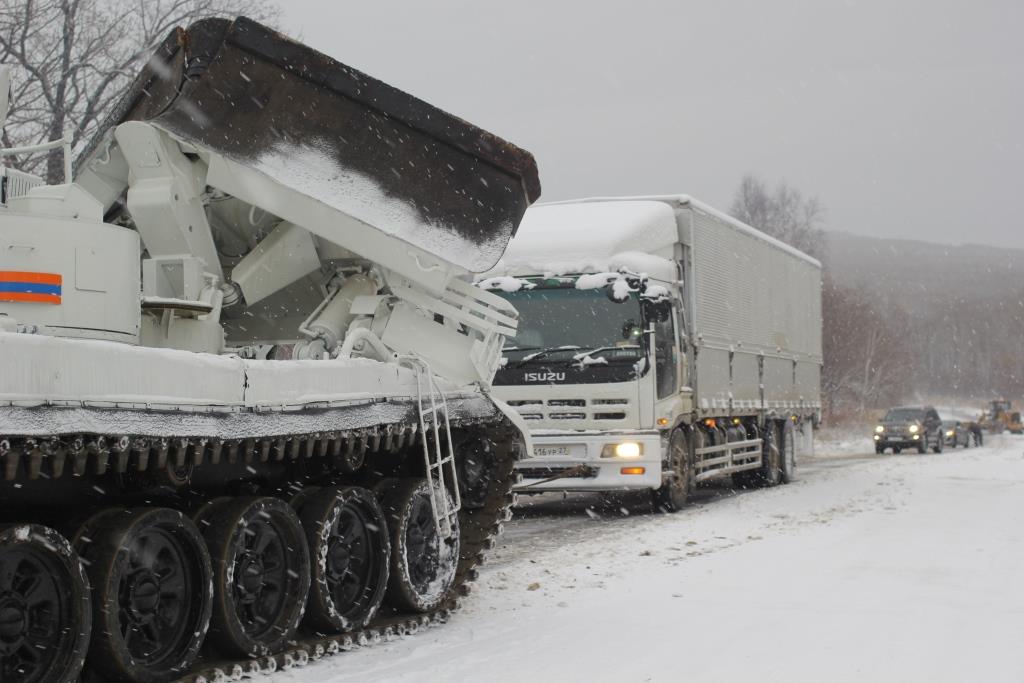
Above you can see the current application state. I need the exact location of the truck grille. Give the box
[506,397,632,422]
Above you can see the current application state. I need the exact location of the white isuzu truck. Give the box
[478,195,821,510]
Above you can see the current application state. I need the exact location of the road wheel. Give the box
[382,479,459,613]
[0,525,91,683]
[653,429,690,512]
[295,486,390,633]
[933,433,944,454]
[196,497,310,658]
[780,419,797,483]
[75,508,212,683]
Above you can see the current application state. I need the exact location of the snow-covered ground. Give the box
[283,435,1024,682]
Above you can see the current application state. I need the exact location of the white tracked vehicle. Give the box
[479,196,821,509]
[0,17,539,683]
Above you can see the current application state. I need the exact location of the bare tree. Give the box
[731,173,824,257]
[820,276,912,420]
[0,0,279,182]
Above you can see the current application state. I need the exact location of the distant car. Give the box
[874,405,944,454]
[941,420,972,448]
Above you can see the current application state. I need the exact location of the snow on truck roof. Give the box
[552,195,822,269]
[483,200,680,281]
[483,195,821,281]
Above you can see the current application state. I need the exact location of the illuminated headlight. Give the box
[602,442,642,458]
[874,425,884,434]
[912,434,920,440]
[873,434,880,440]
[946,430,955,437]
[908,425,919,434]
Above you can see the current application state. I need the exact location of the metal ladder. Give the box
[400,355,461,539]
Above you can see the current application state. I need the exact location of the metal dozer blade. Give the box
[77,16,540,278]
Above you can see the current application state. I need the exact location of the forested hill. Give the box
[818,231,1024,413]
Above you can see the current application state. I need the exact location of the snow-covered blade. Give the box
[76,16,540,273]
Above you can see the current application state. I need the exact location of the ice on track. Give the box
[281,435,1024,683]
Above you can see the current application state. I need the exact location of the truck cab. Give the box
[487,277,675,491]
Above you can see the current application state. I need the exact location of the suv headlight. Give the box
[908,424,919,434]
[874,425,884,433]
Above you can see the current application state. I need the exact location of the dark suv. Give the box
[873,406,944,454]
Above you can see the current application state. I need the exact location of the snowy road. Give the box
[282,436,1024,682]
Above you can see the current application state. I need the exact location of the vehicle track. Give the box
[0,404,521,683]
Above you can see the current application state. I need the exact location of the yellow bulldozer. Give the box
[979,399,1024,434]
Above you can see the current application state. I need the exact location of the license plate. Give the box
[533,445,573,458]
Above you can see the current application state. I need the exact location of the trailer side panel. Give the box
[686,205,822,415]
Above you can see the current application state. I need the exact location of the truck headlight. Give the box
[909,425,919,434]
[874,425,884,434]
[602,442,642,458]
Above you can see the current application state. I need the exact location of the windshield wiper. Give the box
[515,346,590,367]
[502,346,540,353]
[573,346,642,365]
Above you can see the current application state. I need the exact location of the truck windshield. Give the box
[494,286,644,364]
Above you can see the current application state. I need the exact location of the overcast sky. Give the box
[282,0,1022,249]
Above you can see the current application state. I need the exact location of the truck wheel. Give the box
[780,419,797,483]
[757,421,782,487]
[0,525,91,683]
[295,486,390,633]
[196,497,310,658]
[76,508,212,683]
[653,429,690,512]
[382,479,459,613]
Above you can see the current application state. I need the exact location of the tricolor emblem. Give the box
[0,271,63,304]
